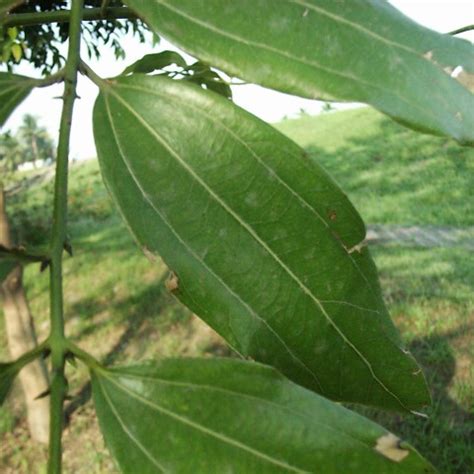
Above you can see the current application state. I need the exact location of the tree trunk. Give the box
[0,188,50,443]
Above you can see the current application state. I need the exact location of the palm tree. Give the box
[18,114,55,167]
[0,131,23,177]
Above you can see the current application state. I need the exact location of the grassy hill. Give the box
[1,107,472,473]
[276,107,474,226]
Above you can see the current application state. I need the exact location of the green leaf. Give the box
[92,358,435,473]
[0,259,16,283]
[122,0,474,145]
[10,41,21,61]
[122,50,187,75]
[93,75,429,411]
[184,61,232,99]
[6,26,16,40]
[0,362,17,405]
[0,72,35,127]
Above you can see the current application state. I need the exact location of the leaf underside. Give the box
[92,358,435,474]
[93,75,429,411]
[0,72,35,128]
[122,0,474,145]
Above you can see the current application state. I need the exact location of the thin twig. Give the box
[448,24,474,35]
[3,7,136,28]
[47,0,84,472]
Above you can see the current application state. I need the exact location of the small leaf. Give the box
[122,0,474,145]
[93,75,429,411]
[0,72,35,127]
[184,61,232,99]
[0,362,18,405]
[92,358,435,473]
[6,26,16,40]
[10,42,21,61]
[122,50,187,75]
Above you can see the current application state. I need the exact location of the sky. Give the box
[1,0,473,160]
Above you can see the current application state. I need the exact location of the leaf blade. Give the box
[0,72,35,127]
[0,362,18,405]
[93,75,429,411]
[92,359,435,473]
[122,0,474,145]
[122,50,187,75]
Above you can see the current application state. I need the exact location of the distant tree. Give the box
[0,119,52,444]
[0,130,22,173]
[18,114,55,167]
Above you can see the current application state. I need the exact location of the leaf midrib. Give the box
[114,81,383,309]
[97,377,168,473]
[151,0,447,126]
[111,369,383,452]
[100,373,311,473]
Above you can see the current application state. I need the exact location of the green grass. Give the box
[277,107,474,226]
[1,108,473,473]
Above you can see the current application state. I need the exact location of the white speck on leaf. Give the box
[303,8,309,17]
[451,65,463,78]
[375,433,409,462]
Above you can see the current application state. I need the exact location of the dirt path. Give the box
[366,225,474,250]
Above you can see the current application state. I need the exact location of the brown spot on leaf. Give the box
[165,272,179,292]
[423,50,434,61]
[142,247,157,263]
[375,433,409,462]
[328,210,337,221]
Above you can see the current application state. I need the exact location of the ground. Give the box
[0,107,473,473]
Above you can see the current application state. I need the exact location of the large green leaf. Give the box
[92,358,435,473]
[0,362,18,405]
[0,72,35,127]
[93,75,429,411]
[122,0,474,145]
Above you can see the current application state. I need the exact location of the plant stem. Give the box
[47,0,84,472]
[12,338,49,369]
[448,24,474,35]
[67,341,102,372]
[79,60,107,88]
[4,7,136,28]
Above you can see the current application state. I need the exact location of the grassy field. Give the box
[1,107,473,473]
